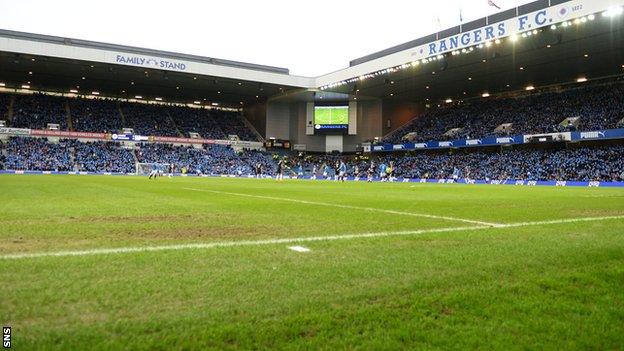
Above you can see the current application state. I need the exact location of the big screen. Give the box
[314,106,349,131]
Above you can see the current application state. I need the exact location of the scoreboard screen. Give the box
[314,106,348,131]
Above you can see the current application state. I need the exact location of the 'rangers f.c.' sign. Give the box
[416,1,584,58]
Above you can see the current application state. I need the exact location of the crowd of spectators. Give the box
[11,94,68,130]
[73,140,135,173]
[2,136,623,182]
[70,98,123,133]
[3,137,73,171]
[136,143,275,175]
[290,146,624,182]
[213,111,258,141]
[166,106,259,141]
[377,146,624,182]
[385,81,624,144]
[0,93,261,142]
[165,106,222,139]
[0,140,5,169]
[120,103,180,137]
[0,93,10,121]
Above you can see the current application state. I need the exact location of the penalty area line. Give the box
[2,215,623,260]
[183,187,501,227]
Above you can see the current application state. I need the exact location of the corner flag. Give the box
[488,0,501,10]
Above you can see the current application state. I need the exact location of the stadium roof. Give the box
[0,0,623,107]
[0,29,313,107]
[326,11,624,104]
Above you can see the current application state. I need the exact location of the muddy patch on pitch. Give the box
[128,224,282,240]
[568,209,624,217]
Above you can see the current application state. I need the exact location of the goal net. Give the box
[136,163,172,176]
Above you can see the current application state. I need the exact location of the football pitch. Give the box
[1,175,624,349]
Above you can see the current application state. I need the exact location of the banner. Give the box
[572,129,624,141]
[373,129,624,153]
[0,127,30,136]
[30,129,106,139]
[152,136,211,144]
[151,136,263,149]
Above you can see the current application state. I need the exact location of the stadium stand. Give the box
[73,140,135,173]
[3,137,73,171]
[0,93,10,120]
[136,143,276,175]
[212,110,259,141]
[119,102,181,137]
[379,146,624,182]
[165,106,258,140]
[0,140,5,169]
[292,146,624,182]
[385,80,624,144]
[0,93,261,140]
[70,98,123,133]
[11,93,68,130]
[165,106,222,139]
[2,136,623,182]
[1,80,623,181]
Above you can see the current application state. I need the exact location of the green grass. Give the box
[314,106,349,125]
[1,175,624,350]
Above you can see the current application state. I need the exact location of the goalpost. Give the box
[135,163,172,176]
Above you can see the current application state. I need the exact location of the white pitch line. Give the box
[183,187,501,227]
[2,215,623,260]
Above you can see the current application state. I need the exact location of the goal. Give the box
[135,163,172,176]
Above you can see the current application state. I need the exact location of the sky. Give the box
[0,0,535,77]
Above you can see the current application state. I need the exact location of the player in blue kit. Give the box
[379,162,387,182]
[338,160,347,182]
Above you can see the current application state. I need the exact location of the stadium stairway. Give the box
[165,110,185,138]
[7,95,14,126]
[381,114,419,142]
[117,102,127,127]
[131,147,139,173]
[69,144,77,171]
[65,100,73,131]
[241,114,264,142]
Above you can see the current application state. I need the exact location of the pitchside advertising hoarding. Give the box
[1,169,622,187]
